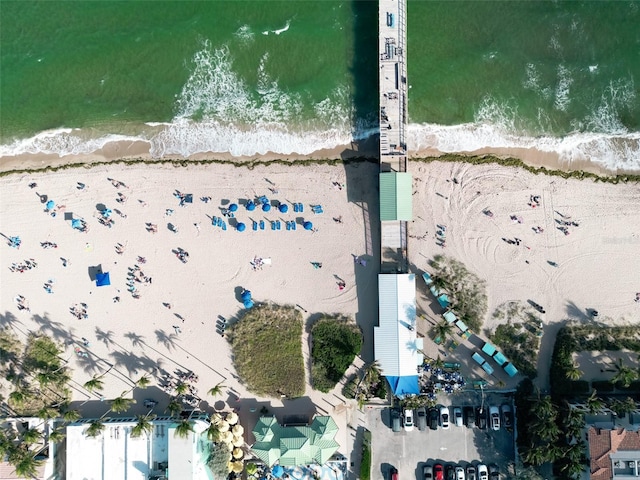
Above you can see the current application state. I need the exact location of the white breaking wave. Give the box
[233,24,254,44]
[0,128,147,157]
[407,122,640,172]
[554,64,573,112]
[262,20,291,36]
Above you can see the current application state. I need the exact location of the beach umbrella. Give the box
[236,222,246,232]
[232,424,244,436]
[71,219,83,229]
[231,461,244,474]
[243,299,254,309]
[303,221,313,230]
[272,465,284,478]
[232,448,244,459]
[232,435,244,447]
[226,412,239,425]
[220,430,233,444]
[229,203,238,212]
[246,201,256,211]
[211,413,223,425]
[95,272,111,287]
[262,203,271,212]
[218,421,230,433]
[278,204,288,213]
[102,209,112,217]
[241,290,252,301]
[46,200,55,210]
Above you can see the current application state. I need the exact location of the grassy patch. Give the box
[311,315,362,393]
[489,302,542,379]
[227,303,305,398]
[360,430,372,480]
[429,255,487,332]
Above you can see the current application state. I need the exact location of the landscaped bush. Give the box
[549,326,578,396]
[429,255,487,332]
[227,303,305,398]
[360,430,372,480]
[311,316,362,393]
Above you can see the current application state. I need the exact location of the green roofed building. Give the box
[251,416,340,467]
[379,172,412,221]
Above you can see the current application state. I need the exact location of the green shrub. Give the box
[227,304,305,398]
[360,431,372,480]
[491,321,539,379]
[311,316,362,393]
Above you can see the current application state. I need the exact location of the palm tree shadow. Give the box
[566,301,590,322]
[0,311,22,329]
[32,313,75,345]
[75,352,101,375]
[154,329,178,351]
[95,327,116,349]
[125,332,146,349]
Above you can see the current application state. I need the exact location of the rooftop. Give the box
[589,427,640,480]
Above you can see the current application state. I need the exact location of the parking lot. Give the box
[365,392,515,480]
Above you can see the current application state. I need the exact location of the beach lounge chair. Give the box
[297,203,304,212]
[290,221,296,230]
[252,221,258,231]
[312,205,323,214]
[271,221,277,231]
[276,220,282,230]
[212,216,218,226]
[259,220,265,230]
[221,221,227,231]
[286,221,291,231]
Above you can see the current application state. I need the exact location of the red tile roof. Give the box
[589,427,640,480]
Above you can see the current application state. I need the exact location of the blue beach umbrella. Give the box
[246,201,256,211]
[229,203,238,212]
[272,465,284,478]
[303,221,313,230]
[262,203,271,212]
[278,204,288,213]
[236,222,246,232]
[71,219,83,229]
[46,200,55,210]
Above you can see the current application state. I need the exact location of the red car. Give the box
[390,467,398,480]
[434,464,444,480]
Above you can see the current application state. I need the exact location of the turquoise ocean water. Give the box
[1,1,639,170]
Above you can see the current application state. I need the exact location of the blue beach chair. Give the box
[252,221,258,231]
[259,220,265,230]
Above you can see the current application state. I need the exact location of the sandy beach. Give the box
[1,157,640,455]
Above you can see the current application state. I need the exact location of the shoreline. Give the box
[2,137,640,183]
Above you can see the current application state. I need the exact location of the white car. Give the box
[453,407,463,427]
[404,409,415,432]
[477,464,488,480]
[455,466,465,480]
[489,406,500,431]
[440,406,450,429]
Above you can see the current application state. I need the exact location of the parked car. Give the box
[391,409,402,432]
[404,409,415,432]
[477,464,488,480]
[466,465,477,480]
[417,407,427,431]
[429,408,439,430]
[501,404,513,431]
[455,466,465,480]
[424,464,433,480]
[489,406,500,431]
[463,406,475,428]
[475,407,487,429]
[446,465,455,480]
[440,406,450,429]
[390,467,399,480]
[453,407,463,427]
[434,464,444,480]
[488,465,499,480]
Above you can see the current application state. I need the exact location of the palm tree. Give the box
[173,419,194,439]
[565,363,583,381]
[48,429,66,444]
[612,358,637,388]
[586,390,604,414]
[207,382,225,398]
[174,381,188,396]
[21,428,42,446]
[12,452,43,478]
[85,420,105,438]
[36,406,58,420]
[533,395,556,419]
[206,422,221,442]
[110,394,136,414]
[136,375,151,389]
[62,409,81,423]
[522,444,547,466]
[166,398,182,417]
[130,414,155,438]
[432,320,453,344]
[84,376,104,392]
[611,397,637,418]
[8,388,31,409]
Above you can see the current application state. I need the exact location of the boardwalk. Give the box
[379,0,409,273]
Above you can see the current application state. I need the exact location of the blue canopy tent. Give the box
[386,375,420,397]
[482,343,496,356]
[236,222,246,232]
[504,363,518,377]
[96,272,111,287]
[493,351,507,366]
[437,293,450,309]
